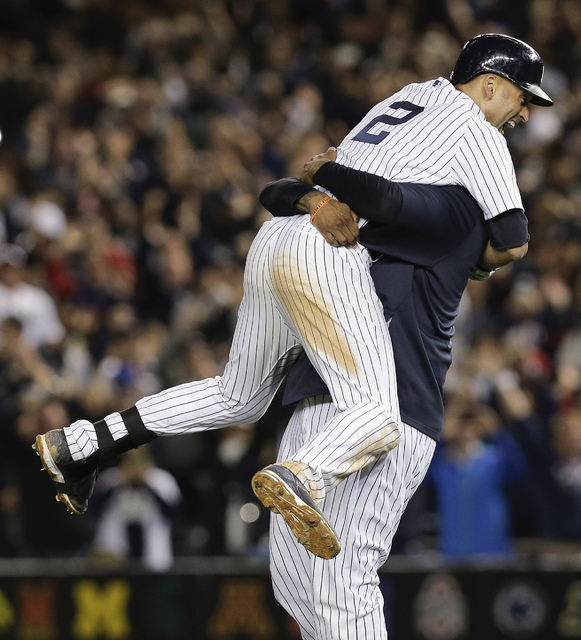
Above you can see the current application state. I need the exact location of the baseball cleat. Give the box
[33,429,97,515]
[252,463,341,559]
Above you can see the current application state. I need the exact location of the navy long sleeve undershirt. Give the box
[259,172,404,226]
[259,162,528,250]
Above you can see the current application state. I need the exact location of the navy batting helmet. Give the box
[450,34,553,107]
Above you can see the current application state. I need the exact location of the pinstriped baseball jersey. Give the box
[335,77,523,220]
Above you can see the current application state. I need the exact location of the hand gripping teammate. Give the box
[34,34,551,561]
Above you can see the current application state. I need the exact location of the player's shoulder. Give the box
[437,89,507,143]
[462,105,508,144]
[396,77,456,104]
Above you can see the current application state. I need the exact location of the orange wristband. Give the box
[310,195,333,223]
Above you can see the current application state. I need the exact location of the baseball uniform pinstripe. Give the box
[270,397,435,640]
[67,213,400,501]
[335,77,523,221]
[66,78,525,505]
[244,78,525,507]
[262,172,492,639]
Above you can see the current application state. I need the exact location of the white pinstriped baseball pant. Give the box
[270,397,436,640]
[70,214,400,497]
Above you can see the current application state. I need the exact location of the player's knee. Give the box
[370,421,401,456]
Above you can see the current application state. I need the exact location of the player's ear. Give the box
[483,74,497,100]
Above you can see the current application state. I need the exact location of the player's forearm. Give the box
[313,163,404,224]
[477,241,528,270]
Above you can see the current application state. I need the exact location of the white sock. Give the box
[64,413,130,461]
[64,420,98,461]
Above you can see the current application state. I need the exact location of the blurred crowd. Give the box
[0,0,581,565]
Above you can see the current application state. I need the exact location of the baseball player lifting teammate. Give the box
[34,35,550,573]
[262,155,493,640]
[255,34,552,639]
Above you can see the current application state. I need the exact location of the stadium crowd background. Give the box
[0,0,581,565]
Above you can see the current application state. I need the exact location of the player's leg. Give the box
[267,218,400,489]
[270,514,317,640]
[269,397,435,639]
[269,405,319,640]
[34,217,303,513]
[253,219,400,555]
[310,422,434,639]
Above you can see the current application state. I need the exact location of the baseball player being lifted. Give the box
[34,34,551,563]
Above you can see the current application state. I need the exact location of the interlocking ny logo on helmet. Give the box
[450,33,553,107]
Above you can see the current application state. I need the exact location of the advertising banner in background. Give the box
[0,560,580,639]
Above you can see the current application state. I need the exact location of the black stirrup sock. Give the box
[94,406,157,466]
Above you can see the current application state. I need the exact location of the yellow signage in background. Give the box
[72,580,131,640]
[558,581,581,638]
[0,590,14,633]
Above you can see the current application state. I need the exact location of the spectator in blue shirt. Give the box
[428,397,530,560]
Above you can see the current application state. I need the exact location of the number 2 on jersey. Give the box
[352,101,424,144]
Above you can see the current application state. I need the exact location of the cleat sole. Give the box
[34,434,84,515]
[252,469,340,560]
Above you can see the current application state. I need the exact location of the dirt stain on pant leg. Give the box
[271,254,359,377]
[332,422,401,482]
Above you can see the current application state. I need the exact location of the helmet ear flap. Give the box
[450,33,553,107]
